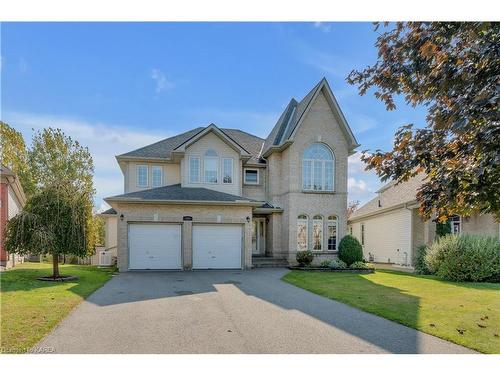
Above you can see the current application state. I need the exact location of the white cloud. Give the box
[348,177,368,192]
[348,152,367,174]
[151,68,174,93]
[313,22,332,33]
[3,111,170,208]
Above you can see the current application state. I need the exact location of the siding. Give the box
[7,185,22,219]
[351,208,412,265]
[182,131,242,196]
[125,162,180,193]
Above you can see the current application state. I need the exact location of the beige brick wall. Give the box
[268,90,350,264]
[461,213,499,237]
[114,202,253,272]
[242,165,267,201]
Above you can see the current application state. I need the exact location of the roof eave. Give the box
[261,140,293,158]
[348,200,418,223]
[105,197,262,207]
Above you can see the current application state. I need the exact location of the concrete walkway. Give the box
[38,268,474,353]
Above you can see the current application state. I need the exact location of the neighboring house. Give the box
[104,78,359,271]
[0,165,27,269]
[94,208,118,266]
[348,174,499,266]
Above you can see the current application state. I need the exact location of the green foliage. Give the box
[435,221,452,238]
[319,260,331,268]
[347,23,500,221]
[328,259,347,269]
[350,261,370,269]
[28,128,95,196]
[0,121,35,197]
[414,245,430,274]
[296,250,314,266]
[338,235,363,266]
[425,234,500,282]
[5,182,94,276]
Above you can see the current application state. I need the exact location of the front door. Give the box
[252,218,266,255]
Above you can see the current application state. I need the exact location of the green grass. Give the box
[1,262,115,353]
[283,270,500,353]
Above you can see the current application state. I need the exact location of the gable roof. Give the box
[1,165,27,206]
[262,78,359,157]
[117,124,265,163]
[349,174,426,221]
[105,184,261,206]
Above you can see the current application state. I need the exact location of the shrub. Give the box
[319,260,331,268]
[414,245,430,274]
[296,250,314,266]
[338,235,363,266]
[425,234,500,282]
[435,220,452,238]
[328,259,347,269]
[350,261,369,269]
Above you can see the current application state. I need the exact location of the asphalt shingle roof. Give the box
[106,184,258,203]
[101,208,117,215]
[350,174,426,220]
[118,126,266,163]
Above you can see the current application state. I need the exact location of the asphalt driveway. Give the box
[38,268,473,353]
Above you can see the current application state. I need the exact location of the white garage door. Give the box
[193,225,242,269]
[129,224,182,270]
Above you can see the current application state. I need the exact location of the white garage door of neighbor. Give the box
[193,225,242,269]
[129,224,182,270]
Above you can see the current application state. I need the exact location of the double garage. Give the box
[128,223,243,270]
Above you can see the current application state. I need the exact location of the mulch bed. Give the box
[289,266,374,273]
[37,275,79,282]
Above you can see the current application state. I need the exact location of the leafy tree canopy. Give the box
[5,182,95,277]
[347,22,499,221]
[0,121,35,196]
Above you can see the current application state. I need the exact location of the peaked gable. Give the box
[262,78,359,157]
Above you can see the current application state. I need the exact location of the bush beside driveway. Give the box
[1,262,115,353]
[283,270,499,353]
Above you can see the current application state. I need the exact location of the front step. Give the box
[252,257,289,268]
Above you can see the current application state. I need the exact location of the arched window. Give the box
[302,143,334,191]
[328,215,338,251]
[204,149,218,157]
[297,215,308,251]
[312,215,323,251]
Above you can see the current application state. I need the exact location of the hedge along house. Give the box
[348,174,500,267]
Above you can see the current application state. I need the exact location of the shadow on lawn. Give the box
[0,263,115,298]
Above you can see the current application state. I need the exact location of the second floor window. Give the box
[244,169,259,184]
[302,143,334,191]
[222,158,233,184]
[204,150,219,183]
[137,165,148,187]
[189,156,200,183]
[152,166,163,188]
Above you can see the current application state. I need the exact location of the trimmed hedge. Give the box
[338,235,363,266]
[296,250,314,266]
[425,234,500,282]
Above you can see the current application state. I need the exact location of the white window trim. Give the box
[312,216,323,251]
[244,168,259,185]
[297,216,309,251]
[302,158,334,192]
[451,215,461,235]
[188,156,201,184]
[203,156,219,184]
[327,216,338,252]
[151,165,163,188]
[221,157,234,185]
[136,165,148,188]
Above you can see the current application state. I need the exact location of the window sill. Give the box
[301,190,335,194]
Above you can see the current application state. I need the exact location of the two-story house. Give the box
[103,78,359,271]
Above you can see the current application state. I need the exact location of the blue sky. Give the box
[1,22,427,210]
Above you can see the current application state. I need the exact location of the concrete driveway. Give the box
[38,268,473,353]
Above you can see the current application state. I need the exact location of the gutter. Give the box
[348,200,418,223]
[104,197,263,207]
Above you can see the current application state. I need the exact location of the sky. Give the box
[1,22,428,211]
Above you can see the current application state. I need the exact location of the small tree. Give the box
[338,235,363,266]
[5,182,94,279]
[347,200,360,219]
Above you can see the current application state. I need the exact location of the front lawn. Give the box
[1,262,115,353]
[283,270,500,353]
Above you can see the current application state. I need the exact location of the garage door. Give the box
[192,225,242,269]
[129,224,182,270]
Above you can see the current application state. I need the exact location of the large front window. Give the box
[302,143,334,191]
[189,156,200,183]
[222,158,233,184]
[137,165,148,187]
[297,215,308,251]
[313,215,323,250]
[152,166,163,187]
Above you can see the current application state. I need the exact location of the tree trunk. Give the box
[52,253,60,278]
